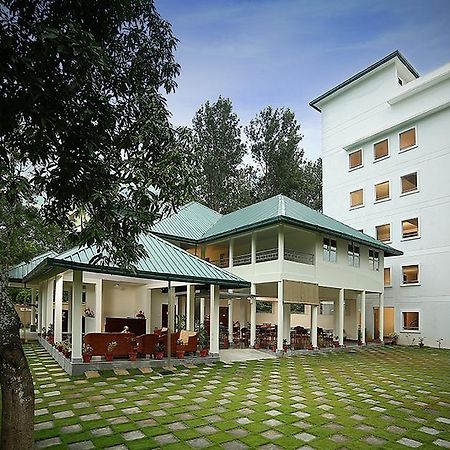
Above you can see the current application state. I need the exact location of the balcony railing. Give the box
[255,248,278,263]
[284,248,314,265]
[233,253,251,266]
[208,257,229,268]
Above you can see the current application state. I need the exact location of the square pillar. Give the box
[145,289,152,334]
[167,283,176,361]
[311,305,318,348]
[283,303,291,342]
[251,233,256,265]
[54,275,64,342]
[250,283,257,347]
[71,270,83,362]
[333,298,339,340]
[95,279,103,332]
[338,288,344,346]
[37,285,43,332]
[277,280,284,352]
[228,299,234,343]
[229,238,234,268]
[209,284,220,356]
[200,297,205,326]
[31,288,36,327]
[46,278,54,330]
[186,284,195,331]
[379,293,384,342]
[278,225,285,261]
[360,291,366,344]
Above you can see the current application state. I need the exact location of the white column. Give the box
[54,275,64,342]
[71,270,83,362]
[250,283,257,347]
[360,291,366,344]
[229,238,234,268]
[46,278,54,329]
[283,303,291,342]
[311,305,318,348]
[277,280,284,352]
[41,281,47,333]
[228,299,234,343]
[186,284,195,331]
[167,283,175,363]
[209,284,220,356]
[251,233,256,265]
[379,292,384,342]
[37,286,42,331]
[30,288,36,327]
[278,225,285,261]
[145,289,152,333]
[95,279,103,332]
[333,299,339,340]
[200,297,205,326]
[338,288,345,346]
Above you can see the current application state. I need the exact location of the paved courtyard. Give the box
[28,344,450,449]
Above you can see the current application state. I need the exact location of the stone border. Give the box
[37,336,219,376]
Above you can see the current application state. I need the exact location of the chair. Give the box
[84,332,136,357]
[137,333,157,358]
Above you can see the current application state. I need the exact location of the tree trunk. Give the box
[0,266,35,449]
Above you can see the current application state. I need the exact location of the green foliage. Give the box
[190,96,251,213]
[1,0,194,269]
[256,301,273,313]
[8,288,32,305]
[290,303,305,314]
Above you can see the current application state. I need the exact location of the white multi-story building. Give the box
[310,50,450,348]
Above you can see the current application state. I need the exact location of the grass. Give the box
[27,344,450,449]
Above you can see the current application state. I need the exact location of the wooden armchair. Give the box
[137,333,157,358]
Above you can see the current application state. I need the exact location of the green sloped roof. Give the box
[151,202,222,242]
[22,233,249,288]
[9,251,57,282]
[201,195,401,257]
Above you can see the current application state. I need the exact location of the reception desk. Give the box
[105,317,146,336]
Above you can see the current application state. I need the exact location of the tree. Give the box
[0,1,192,447]
[191,96,249,213]
[245,106,322,210]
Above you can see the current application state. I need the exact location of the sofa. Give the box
[84,332,136,357]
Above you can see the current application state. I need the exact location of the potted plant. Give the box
[105,341,117,361]
[176,339,186,359]
[40,327,47,338]
[253,338,260,350]
[127,337,139,361]
[357,328,363,346]
[155,342,165,360]
[333,336,340,348]
[82,343,94,363]
[136,310,145,319]
[55,341,64,352]
[197,325,209,357]
[283,339,289,352]
[418,337,425,348]
[62,340,71,358]
[46,323,54,345]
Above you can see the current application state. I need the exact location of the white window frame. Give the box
[373,137,390,162]
[400,170,420,197]
[400,309,421,333]
[399,125,418,153]
[349,188,364,210]
[348,148,364,172]
[375,223,392,244]
[401,216,420,241]
[323,237,337,264]
[374,179,391,204]
[401,263,420,287]
[384,267,392,288]
[368,249,380,271]
[347,243,360,267]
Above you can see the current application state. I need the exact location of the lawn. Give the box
[28,344,450,449]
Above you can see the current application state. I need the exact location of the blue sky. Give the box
[156,0,450,160]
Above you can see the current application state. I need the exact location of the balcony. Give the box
[255,248,278,263]
[208,257,229,268]
[233,254,251,266]
[284,248,314,265]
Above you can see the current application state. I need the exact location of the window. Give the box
[256,301,273,313]
[291,303,305,314]
[399,127,416,151]
[376,224,391,242]
[374,139,389,161]
[402,311,419,331]
[320,302,334,315]
[384,268,392,287]
[402,218,419,239]
[347,243,360,267]
[375,181,390,202]
[402,265,419,285]
[323,237,337,263]
[350,189,364,208]
[369,250,379,271]
[349,149,363,170]
[401,172,418,194]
